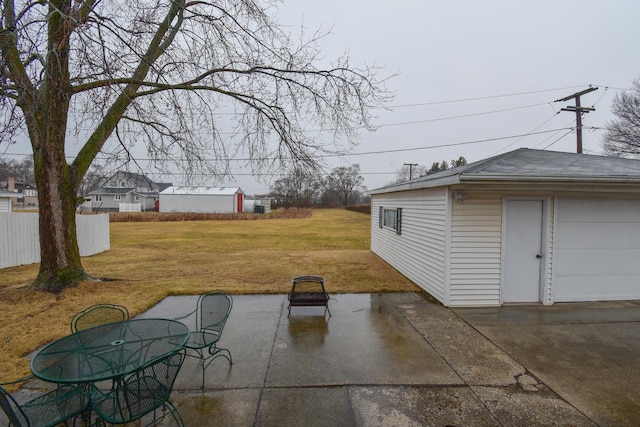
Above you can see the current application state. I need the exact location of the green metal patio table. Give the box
[31,318,189,385]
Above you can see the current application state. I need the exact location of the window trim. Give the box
[380,207,402,235]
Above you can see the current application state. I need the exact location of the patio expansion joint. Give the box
[395,303,467,386]
[251,297,288,425]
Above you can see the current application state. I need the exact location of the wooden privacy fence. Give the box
[0,213,110,269]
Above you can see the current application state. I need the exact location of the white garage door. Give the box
[553,198,640,302]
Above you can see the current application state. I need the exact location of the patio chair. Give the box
[0,376,89,427]
[174,291,233,388]
[92,350,186,426]
[71,303,130,333]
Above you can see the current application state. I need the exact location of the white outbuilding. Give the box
[0,190,13,212]
[159,187,244,213]
[370,148,640,307]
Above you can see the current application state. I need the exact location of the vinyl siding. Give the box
[449,194,503,306]
[371,189,447,303]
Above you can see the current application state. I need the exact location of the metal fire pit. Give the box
[287,275,331,318]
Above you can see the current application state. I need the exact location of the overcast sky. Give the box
[4,1,640,195]
[272,0,640,193]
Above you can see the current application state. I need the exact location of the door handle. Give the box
[536,254,542,259]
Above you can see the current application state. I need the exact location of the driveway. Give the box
[453,301,640,426]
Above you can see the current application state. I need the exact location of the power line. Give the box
[5,100,555,136]
[379,102,549,128]
[489,110,561,156]
[4,127,599,162]
[541,130,575,150]
[531,119,576,149]
[386,85,591,108]
[334,128,578,157]
[1,85,611,151]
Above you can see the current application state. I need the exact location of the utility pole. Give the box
[404,163,418,180]
[555,87,598,154]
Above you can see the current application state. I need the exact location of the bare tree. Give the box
[77,163,108,198]
[0,157,34,184]
[322,164,364,208]
[390,156,467,185]
[393,164,428,184]
[603,78,640,157]
[270,168,320,208]
[0,0,391,291]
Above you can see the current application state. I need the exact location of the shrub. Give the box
[108,208,312,222]
[346,204,371,215]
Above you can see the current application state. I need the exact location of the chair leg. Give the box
[324,304,332,318]
[165,400,185,427]
[200,361,206,389]
[213,348,232,365]
[200,347,233,388]
[146,400,184,427]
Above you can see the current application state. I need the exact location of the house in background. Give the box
[0,189,13,212]
[0,176,38,208]
[370,148,640,307]
[159,187,244,213]
[88,171,172,212]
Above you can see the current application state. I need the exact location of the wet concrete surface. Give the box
[12,293,640,426]
[454,301,640,426]
[141,293,614,426]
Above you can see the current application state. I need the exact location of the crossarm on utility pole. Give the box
[404,163,418,180]
[555,87,598,154]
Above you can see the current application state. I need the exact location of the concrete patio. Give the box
[12,292,640,426]
[138,292,639,426]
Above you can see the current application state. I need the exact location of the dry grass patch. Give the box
[0,209,420,383]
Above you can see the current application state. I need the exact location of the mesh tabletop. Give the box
[31,319,189,384]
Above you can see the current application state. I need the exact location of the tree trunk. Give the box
[26,0,90,292]
[30,136,89,292]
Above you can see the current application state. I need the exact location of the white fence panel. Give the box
[0,212,39,268]
[77,214,111,256]
[119,203,141,212]
[0,213,110,269]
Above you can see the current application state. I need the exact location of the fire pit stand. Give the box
[287,275,331,318]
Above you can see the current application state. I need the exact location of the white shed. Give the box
[159,187,244,213]
[370,148,640,307]
[0,190,13,212]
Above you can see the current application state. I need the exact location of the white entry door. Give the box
[503,200,544,303]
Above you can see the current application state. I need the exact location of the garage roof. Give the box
[371,148,640,194]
